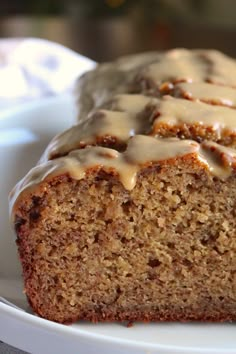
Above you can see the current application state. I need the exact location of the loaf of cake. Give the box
[10,49,236,324]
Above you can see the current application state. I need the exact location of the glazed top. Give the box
[76,48,236,120]
[10,49,236,215]
[42,49,236,160]
[42,92,236,161]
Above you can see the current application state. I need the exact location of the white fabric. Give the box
[0,38,96,109]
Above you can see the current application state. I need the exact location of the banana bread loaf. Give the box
[10,49,236,324]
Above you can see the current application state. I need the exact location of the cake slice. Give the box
[10,48,236,324]
[10,136,236,323]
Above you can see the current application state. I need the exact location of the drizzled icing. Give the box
[76,51,163,121]
[10,135,236,215]
[42,93,236,161]
[152,96,236,133]
[199,141,236,178]
[41,101,154,161]
[10,49,236,217]
[137,49,236,91]
[175,82,236,108]
[105,94,158,114]
[76,49,236,120]
[140,50,209,86]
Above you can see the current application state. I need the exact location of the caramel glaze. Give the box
[10,135,236,217]
[135,49,236,94]
[49,48,236,160]
[41,94,159,161]
[42,94,236,162]
[76,49,236,120]
[151,96,236,137]
[174,82,236,108]
[10,49,236,216]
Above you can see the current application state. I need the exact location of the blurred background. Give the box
[0,0,236,62]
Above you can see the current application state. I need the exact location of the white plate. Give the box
[0,95,235,354]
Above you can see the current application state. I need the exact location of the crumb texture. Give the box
[15,161,236,323]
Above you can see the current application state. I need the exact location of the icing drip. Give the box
[43,93,236,161]
[152,96,236,134]
[137,49,236,91]
[10,136,236,216]
[42,95,158,161]
[175,82,236,108]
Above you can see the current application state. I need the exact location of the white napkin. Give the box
[0,38,96,109]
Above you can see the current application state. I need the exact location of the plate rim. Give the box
[1,301,234,354]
